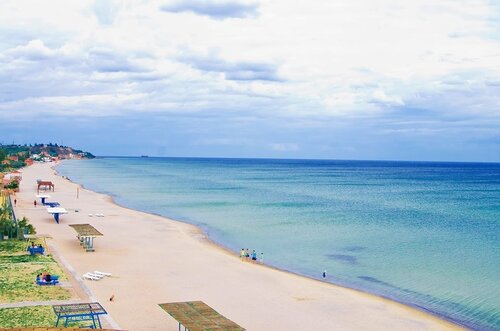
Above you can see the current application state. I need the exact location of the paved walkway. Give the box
[0,299,83,309]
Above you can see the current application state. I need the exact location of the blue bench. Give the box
[36,275,59,285]
[37,279,59,285]
[28,246,45,255]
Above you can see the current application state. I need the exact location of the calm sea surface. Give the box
[57,157,500,330]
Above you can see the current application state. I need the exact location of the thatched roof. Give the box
[68,224,103,237]
[159,301,245,331]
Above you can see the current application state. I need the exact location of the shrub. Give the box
[4,181,19,190]
[17,217,36,234]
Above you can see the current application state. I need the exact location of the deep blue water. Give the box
[57,157,500,330]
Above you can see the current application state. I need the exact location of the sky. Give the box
[0,0,499,162]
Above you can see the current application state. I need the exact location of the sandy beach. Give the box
[13,162,465,331]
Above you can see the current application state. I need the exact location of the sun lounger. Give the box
[82,272,104,281]
[94,270,112,277]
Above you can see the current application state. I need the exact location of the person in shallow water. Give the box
[251,250,257,261]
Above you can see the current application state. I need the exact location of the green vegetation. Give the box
[0,241,70,303]
[0,240,83,329]
[0,240,25,255]
[3,180,18,190]
[18,216,36,235]
[0,143,94,173]
[1,198,35,238]
[0,305,92,328]
[0,306,56,328]
[0,194,18,238]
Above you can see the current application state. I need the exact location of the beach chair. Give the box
[94,270,112,277]
[82,272,104,281]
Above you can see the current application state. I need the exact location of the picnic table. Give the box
[46,207,68,224]
[53,302,108,329]
[36,194,51,205]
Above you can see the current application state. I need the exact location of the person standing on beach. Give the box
[251,250,257,262]
[240,248,245,261]
[260,252,264,264]
[245,248,250,260]
[14,199,17,206]
[33,200,37,207]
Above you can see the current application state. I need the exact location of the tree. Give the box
[0,148,6,162]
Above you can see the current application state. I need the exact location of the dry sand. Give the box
[13,162,465,331]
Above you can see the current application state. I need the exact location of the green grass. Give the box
[0,240,71,303]
[0,306,56,328]
[0,306,93,329]
[0,240,26,255]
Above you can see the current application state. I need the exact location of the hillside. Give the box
[0,143,94,172]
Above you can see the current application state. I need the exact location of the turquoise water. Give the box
[57,157,500,330]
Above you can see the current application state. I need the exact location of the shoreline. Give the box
[15,162,466,330]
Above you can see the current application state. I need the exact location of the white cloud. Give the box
[0,0,499,124]
[371,90,405,106]
[160,0,259,20]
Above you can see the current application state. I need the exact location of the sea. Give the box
[57,157,500,331]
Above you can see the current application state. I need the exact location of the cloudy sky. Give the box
[1,0,499,161]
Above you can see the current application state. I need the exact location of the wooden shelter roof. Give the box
[159,301,245,331]
[68,224,103,237]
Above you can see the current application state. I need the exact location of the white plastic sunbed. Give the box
[94,270,112,277]
[82,272,104,281]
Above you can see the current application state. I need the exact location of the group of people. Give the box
[31,242,42,249]
[36,272,53,283]
[240,248,264,263]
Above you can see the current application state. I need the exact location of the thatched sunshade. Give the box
[158,301,245,331]
[68,224,103,252]
[68,224,103,237]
